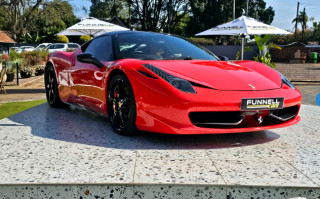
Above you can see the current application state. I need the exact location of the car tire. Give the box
[107,74,137,135]
[45,64,64,107]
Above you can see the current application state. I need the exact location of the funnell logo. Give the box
[247,98,280,109]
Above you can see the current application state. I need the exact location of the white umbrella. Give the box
[196,16,291,60]
[56,17,130,37]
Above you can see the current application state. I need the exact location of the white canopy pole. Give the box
[241,34,246,60]
[241,36,244,60]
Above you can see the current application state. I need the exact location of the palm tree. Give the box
[292,11,314,30]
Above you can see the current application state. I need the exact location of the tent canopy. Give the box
[196,16,291,36]
[56,17,130,37]
[195,16,291,60]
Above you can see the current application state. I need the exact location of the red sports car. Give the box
[45,31,301,135]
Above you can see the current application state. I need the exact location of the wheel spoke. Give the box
[111,113,116,123]
[119,111,125,127]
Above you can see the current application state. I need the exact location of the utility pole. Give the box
[246,0,249,16]
[302,7,306,42]
[295,2,300,39]
[128,1,131,29]
[233,0,235,19]
[168,0,172,33]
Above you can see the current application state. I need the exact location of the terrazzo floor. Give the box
[0,103,319,198]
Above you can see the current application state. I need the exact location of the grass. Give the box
[0,99,47,120]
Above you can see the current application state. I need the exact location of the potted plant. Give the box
[20,65,34,78]
[20,53,36,78]
[0,54,10,62]
[35,65,45,76]
[5,63,15,82]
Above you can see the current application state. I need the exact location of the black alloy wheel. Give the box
[45,65,64,107]
[107,74,137,135]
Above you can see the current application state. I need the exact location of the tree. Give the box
[292,11,314,31]
[89,0,129,21]
[56,35,69,43]
[186,0,275,37]
[37,0,78,42]
[0,0,44,40]
[80,35,91,43]
[89,0,190,33]
[0,0,78,43]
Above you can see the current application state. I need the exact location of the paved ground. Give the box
[1,75,320,106]
[0,104,319,198]
[1,74,320,198]
[0,76,45,104]
[296,84,320,106]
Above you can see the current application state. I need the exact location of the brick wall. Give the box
[275,63,320,82]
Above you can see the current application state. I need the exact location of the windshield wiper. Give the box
[183,56,192,60]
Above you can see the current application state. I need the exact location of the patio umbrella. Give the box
[196,16,291,60]
[56,17,130,37]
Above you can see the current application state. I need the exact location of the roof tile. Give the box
[0,30,16,43]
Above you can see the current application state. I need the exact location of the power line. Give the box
[300,3,320,7]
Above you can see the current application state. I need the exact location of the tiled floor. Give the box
[295,84,320,106]
[0,103,320,198]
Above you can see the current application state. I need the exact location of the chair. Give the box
[0,63,7,94]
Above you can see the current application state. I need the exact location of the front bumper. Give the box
[131,71,302,134]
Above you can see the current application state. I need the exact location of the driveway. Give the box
[0,103,319,198]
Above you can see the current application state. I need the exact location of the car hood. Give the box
[144,60,282,91]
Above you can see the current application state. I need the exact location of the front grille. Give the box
[189,105,299,128]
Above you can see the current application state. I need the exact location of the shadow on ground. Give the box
[2,103,280,150]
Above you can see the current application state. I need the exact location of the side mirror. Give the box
[218,56,229,61]
[77,53,104,68]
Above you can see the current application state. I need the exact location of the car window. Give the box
[68,44,79,49]
[55,44,65,49]
[47,45,54,49]
[115,33,218,61]
[85,36,113,61]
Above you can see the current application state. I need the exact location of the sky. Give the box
[70,0,320,32]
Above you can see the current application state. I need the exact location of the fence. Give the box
[270,46,320,63]
[205,45,258,60]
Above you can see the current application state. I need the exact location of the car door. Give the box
[47,44,56,53]
[69,36,114,114]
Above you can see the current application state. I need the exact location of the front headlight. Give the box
[143,64,196,93]
[281,74,295,90]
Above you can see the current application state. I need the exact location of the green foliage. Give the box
[29,50,49,62]
[186,0,275,37]
[55,35,69,43]
[20,32,45,44]
[189,37,216,45]
[0,0,78,43]
[235,46,254,60]
[90,0,128,20]
[269,28,320,45]
[0,54,10,62]
[0,100,46,120]
[80,35,91,43]
[292,11,313,31]
[253,35,281,68]
[9,51,22,62]
[38,0,78,42]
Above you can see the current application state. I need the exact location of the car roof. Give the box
[98,31,167,38]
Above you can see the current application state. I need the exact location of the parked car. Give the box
[35,43,52,51]
[18,46,35,52]
[10,47,20,52]
[46,43,80,53]
[45,31,301,136]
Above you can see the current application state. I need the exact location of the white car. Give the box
[18,46,35,53]
[35,43,52,51]
[46,43,80,53]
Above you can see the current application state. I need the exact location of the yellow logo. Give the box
[248,84,255,89]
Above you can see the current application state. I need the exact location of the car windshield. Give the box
[115,33,218,61]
